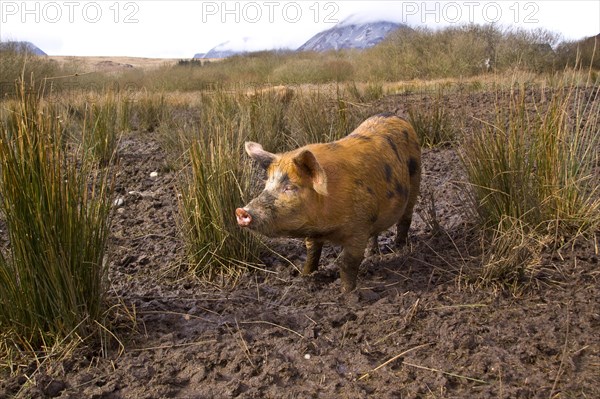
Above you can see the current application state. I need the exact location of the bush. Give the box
[361,25,562,81]
[555,34,600,70]
[0,42,63,96]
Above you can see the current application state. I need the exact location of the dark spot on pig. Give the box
[403,129,409,141]
[408,157,419,177]
[384,135,402,163]
[384,163,392,183]
[366,187,375,195]
[354,179,364,187]
[395,180,408,198]
[369,213,378,223]
[386,190,394,199]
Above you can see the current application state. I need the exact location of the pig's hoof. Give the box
[395,236,409,248]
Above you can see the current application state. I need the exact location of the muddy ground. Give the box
[2,89,599,398]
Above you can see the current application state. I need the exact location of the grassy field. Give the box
[0,24,599,397]
[2,24,597,95]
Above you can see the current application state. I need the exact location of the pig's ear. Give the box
[293,150,328,196]
[245,142,277,169]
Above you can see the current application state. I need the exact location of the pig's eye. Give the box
[282,184,297,194]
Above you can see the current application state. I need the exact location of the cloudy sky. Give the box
[1,1,599,57]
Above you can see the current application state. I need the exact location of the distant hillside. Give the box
[194,41,246,59]
[297,19,409,52]
[0,41,47,56]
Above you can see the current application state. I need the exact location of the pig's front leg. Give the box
[338,239,368,293]
[303,238,323,275]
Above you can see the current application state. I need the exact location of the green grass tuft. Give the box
[408,90,458,148]
[0,80,114,360]
[177,92,264,284]
[84,94,120,166]
[462,75,599,286]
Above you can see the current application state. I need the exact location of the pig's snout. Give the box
[236,208,252,227]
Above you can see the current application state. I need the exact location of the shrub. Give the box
[0,42,63,96]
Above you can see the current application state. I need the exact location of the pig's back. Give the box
[309,114,421,237]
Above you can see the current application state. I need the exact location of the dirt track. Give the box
[1,90,599,398]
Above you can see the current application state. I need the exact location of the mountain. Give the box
[0,41,47,56]
[297,19,409,52]
[194,39,251,59]
[195,17,409,58]
[194,42,242,59]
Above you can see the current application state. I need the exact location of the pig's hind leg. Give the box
[339,238,368,293]
[395,216,412,247]
[302,238,323,275]
[396,194,417,247]
[396,156,421,247]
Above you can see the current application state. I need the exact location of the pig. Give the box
[235,113,421,293]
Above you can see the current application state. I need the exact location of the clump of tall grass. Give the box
[159,88,291,173]
[244,89,291,153]
[135,92,167,132]
[176,89,285,283]
[177,114,262,283]
[462,76,599,286]
[477,216,545,291]
[407,91,457,147]
[0,81,114,362]
[118,96,134,132]
[345,81,385,103]
[287,87,369,146]
[84,94,120,166]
